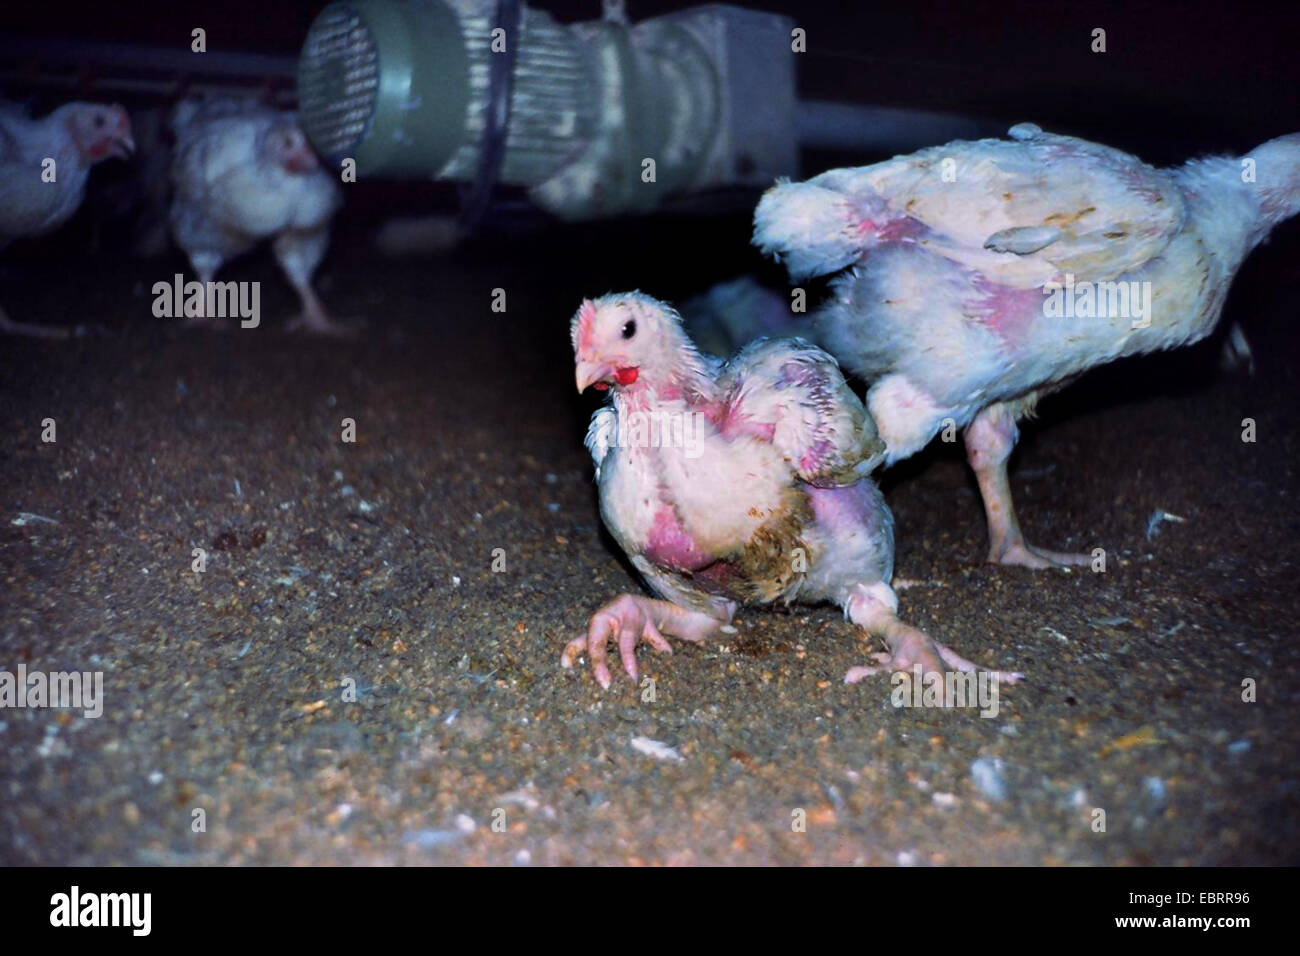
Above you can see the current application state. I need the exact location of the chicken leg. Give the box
[0,303,71,339]
[274,230,354,337]
[965,402,1091,569]
[843,581,1022,684]
[179,259,233,331]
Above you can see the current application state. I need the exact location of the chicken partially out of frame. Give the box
[169,98,347,335]
[755,123,1300,568]
[0,101,134,338]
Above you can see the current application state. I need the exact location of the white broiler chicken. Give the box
[0,101,134,338]
[754,123,1300,568]
[563,293,1021,690]
[169,98,346,334]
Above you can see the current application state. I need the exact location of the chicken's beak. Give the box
[575,360,614,393]
[109,134,136,160]
[110,107,134,158]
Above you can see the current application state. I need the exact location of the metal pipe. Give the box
[798,100,1004,154]
[0,71,295,103]
[0,34,295,80]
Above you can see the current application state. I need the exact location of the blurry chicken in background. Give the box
[86,107,173,260]
[169,97,347,334]
[755,123,1300,568]
[0,100,134,338]
[678,276,804,359]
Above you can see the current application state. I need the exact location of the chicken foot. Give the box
[284,282,354,337]
[562,593,728,689]
[0,303,72,339]
[843,581,1022,685]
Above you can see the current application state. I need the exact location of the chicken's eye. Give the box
[621,320,636,339]
[94,116,106,129]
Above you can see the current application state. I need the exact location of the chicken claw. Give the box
[284,305,357,338]
[992,542,1092,570]
[562,594,722,689]
[0,306,71,339]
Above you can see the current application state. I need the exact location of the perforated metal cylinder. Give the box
[297,0,751,220]
[297,5,381,160]
[298,0,593,184]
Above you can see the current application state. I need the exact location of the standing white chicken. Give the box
[754,123,1300,568]
[169,98,346,334]
[0,101,134,338]
[563,293,1022,689]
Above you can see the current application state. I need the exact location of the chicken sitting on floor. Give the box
[754,123,1300,568]
[0,101,134,338]
[563,292,1021,689]
[169,97,347,334]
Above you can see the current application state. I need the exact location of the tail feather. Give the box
[1245,133,1300,228]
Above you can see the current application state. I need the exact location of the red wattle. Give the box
[284,151,320,173]
[614,366,639,386]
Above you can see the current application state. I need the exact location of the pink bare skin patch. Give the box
[858,215,924,243]
[699,394,776,442]
[973,277,1042,345]
[645,505,713,572]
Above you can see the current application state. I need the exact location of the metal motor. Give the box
[297,0,798,220]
